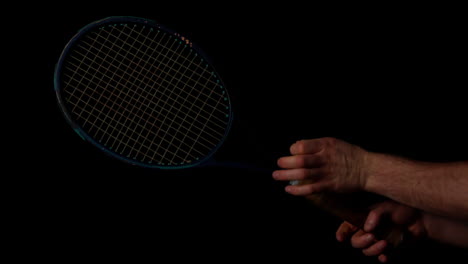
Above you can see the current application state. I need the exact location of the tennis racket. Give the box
[55,16,231,169]
[54,16,405,247]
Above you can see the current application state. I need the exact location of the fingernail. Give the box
[285,186,293,192]
[365,234,374,242]
[290,144,297,153]
[272,171,279,178]
[336,234,343,242]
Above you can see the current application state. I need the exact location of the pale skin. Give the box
[272,137,468,261]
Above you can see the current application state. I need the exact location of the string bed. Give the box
[57,19,231,167]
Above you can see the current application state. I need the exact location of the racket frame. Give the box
[54,16,233,169]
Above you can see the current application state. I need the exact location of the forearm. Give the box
[364,153,468,220]
[422,212,468,248]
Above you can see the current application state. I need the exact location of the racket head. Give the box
[54,16,233,169]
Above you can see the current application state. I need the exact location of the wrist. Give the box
[362,152,415,193]
[361,151,381,193]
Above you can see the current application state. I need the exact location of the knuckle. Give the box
[319,165,332,176]
[307,185,316,193]
[296,156,306,167]
[338,222,349,232]
[316,152,329,164]
[299,169,310,179]
[409,224,425,238]
[323,137,338,147]
[342,221,357,232]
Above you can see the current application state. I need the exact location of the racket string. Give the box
[61,22,230,165]
[181,79,226,163]
[65,91,207,162]
[65,58,227,144]
[65,25,211,163]
[85,26,228,112]
[64,29,228,138]
[63,72,223,148]
[64,84,217,159]
[138,27,208,163]
[71,33,229,124]
[66,26,115,114]
[155,43,219,163]
[115,23,222,89]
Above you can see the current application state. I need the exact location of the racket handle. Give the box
[290,182,405,248]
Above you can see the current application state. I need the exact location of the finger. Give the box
[290,139,324,155]
[364,203,394,232]
[378,254,388,263]
[407,220,426,239]
[362,240,387,256]
[391,204,417,225]
[272,168,321,181]
[351,230,375,248]
[284,182,330,196]
[364,209,382,232]
[336,221,358,242]
[277,154,325,169]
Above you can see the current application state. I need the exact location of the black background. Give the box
[10,4,467,263]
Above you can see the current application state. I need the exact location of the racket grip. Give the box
[291,181,405,248]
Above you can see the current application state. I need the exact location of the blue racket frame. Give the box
[54,16,233,169]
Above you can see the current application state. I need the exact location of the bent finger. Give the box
[351,230,375,248]
[362,240,388,256]
[365,203,394,232]
[336,221,358,242]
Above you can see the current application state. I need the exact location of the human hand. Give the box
[273,138,370,195]
[336,200,426,263]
